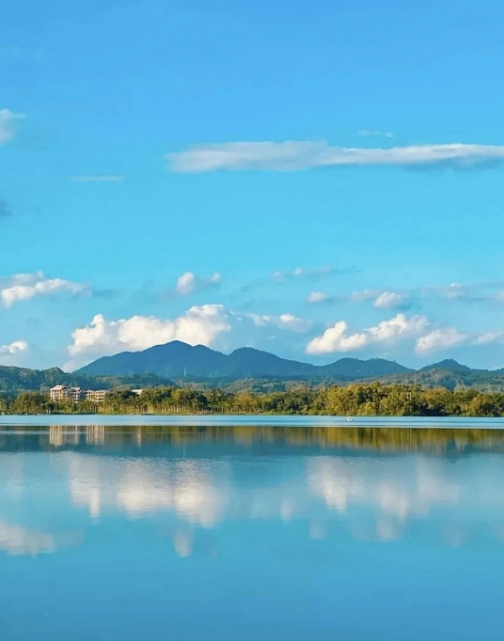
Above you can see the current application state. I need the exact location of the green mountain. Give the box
[419,359,473,373]
[76,341,411,379]
[5,342,504,395]
[0,365,171,396]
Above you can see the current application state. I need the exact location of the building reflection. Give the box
[44,424,504,454]
[3,425,504,553]
[49,425,80,447]
[49,425,106,447]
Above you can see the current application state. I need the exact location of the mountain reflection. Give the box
[1,426,504,556]
[5,424,504,454]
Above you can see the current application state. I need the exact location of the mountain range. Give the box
[74,341,504,392]
[3,343,504,396]
[76,340,411,379]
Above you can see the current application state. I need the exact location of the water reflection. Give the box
[1,426,504,557]
[2,425,504,640]
[0,521,56,556]
[0,521,83,556]
[68,455,229,524]
[2,424,504,453]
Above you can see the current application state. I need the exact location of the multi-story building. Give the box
[50,386,109,403]
[86,389,111,403]
[68,387,85,402]
[50,385,73,402]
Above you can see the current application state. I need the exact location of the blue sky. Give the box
[1,0,504,370]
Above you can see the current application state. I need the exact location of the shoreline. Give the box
[3,414,504,429]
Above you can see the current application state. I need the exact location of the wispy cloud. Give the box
[0,340,28,357]
[373,292,408,309]
[358,130,394,138]
[172,271,221,296]
[415,328,468,354]
[0,272,88,307]
[240,266,348,296]
[309,281,504,310]
[308,288,411,310]
[307,291,328,303]
[272,266,335,283]
[0,108,25,145]
[68,175,125,183]
[237,312,312,333]
[415,327,504,354]
[167,140,504,173]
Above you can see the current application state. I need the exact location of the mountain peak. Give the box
[420,359,471,372]
[76,340,410,380]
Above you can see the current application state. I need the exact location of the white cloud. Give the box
[0,272,87,307]
[0,108,25,145]
[358,130,394,138]
[474,331,504,346]
[272,266,333,284]
[306,313,428,354]
[442,283,465,299]
[167,140,504,173]
[67,304,231,366]
[68,175,124,183]
[307,290,328,303]
[415,326,504,354]
[374,291,407,309]
[349,289,377,302]
[174,271,221,296]
[415,328,468,353]
[239,266,338,295]
[348,289,407,308]
[0,340,28,357]
[246,312,311,333]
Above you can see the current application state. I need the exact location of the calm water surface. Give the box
[1,423,504,640]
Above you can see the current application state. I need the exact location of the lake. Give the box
[1,420,504,640]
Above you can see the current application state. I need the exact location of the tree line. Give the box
[3,382,504,416]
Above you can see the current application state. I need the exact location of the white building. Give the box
[50,385,85,402]
[86,389,111,403]
[50,386,109,403]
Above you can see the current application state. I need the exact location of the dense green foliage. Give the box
[0,365,172,395]
[5,346,504,397]
[4,382,504,416]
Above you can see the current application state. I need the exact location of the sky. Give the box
[1,0,504,371]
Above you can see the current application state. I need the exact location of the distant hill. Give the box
[76,341,411,380]
[0,365,171,396]
[77,341,228,378]
[320,357,411,378]
[4,352,504,394]
[5,342,504,395]
[419,359,473,373]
